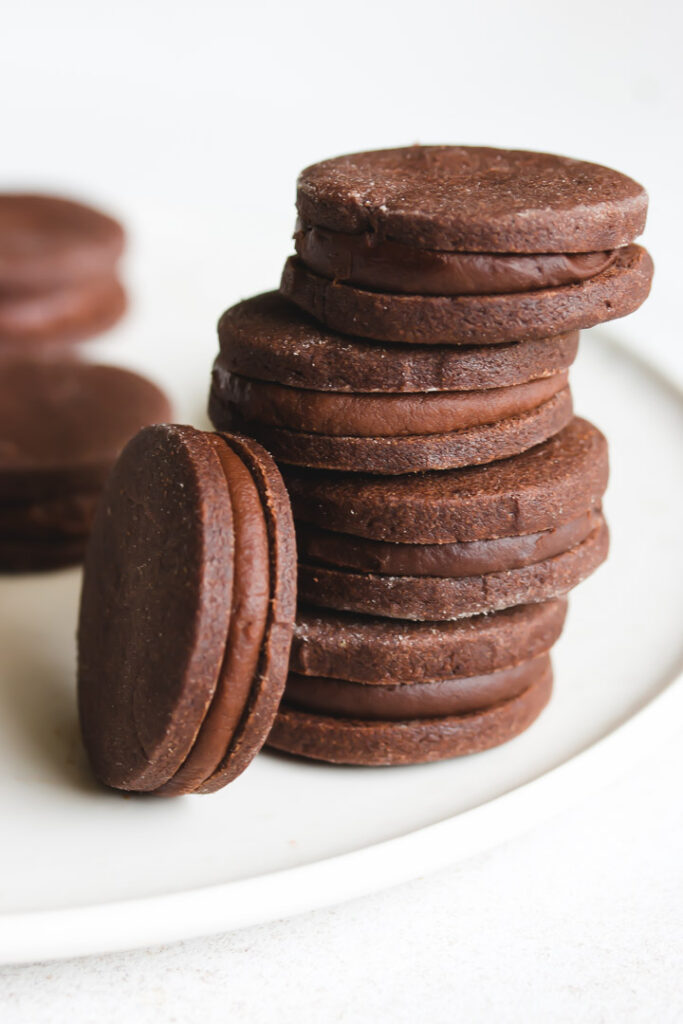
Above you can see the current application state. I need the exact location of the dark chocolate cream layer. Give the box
[216,370,568,438]
[296,508,600,578]
[284,653,550,720]
[295,222,617,296]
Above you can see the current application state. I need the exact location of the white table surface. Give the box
[1,729,681,1023]
[2,0,682,1018]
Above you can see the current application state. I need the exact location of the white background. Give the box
[1,0,682,1020]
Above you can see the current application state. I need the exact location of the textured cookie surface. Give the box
[291,600,567,683]
[282,417,608,543]
[215,292,580,393]
[285,653,550,720]
[0,536,88,573]
[281,246,653,345]
[0,358,172,501]
[296,147,648,252]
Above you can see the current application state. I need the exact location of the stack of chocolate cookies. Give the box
[210,146,653,766]
[0,194,172,572]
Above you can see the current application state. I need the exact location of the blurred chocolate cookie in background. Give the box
[0,193,126,347]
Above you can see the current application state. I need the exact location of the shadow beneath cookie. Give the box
[0,570,99,794]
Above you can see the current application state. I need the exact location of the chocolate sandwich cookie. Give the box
[285,652,550,719]
[209,370,572,474]
[283,417,608,544]
[281,246,653,345]
[0,358,172,571]
[0,193,126,345]
[268,659,553,766]
[298,514,608,620]
[216,292,580,393]
[0,194,124,291]
[272,600,562,764]
[283,146,652,343]
[291,600,567,683]
[78,425,297,795]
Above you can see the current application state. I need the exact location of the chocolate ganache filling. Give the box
[295,221,617,296]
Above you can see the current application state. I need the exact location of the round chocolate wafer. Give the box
[215,292,580,393]
[211,385,573,474]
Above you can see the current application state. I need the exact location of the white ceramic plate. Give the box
[0,321,681,965]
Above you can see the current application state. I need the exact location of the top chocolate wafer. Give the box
[296,146,647,252]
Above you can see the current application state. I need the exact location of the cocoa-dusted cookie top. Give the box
[282,416,608,543]
[0,194,124,290]
[296,146,648,252]
[216,292,579,393]
[297,515,609,621]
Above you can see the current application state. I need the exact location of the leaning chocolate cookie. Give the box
[77,425,297,795]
